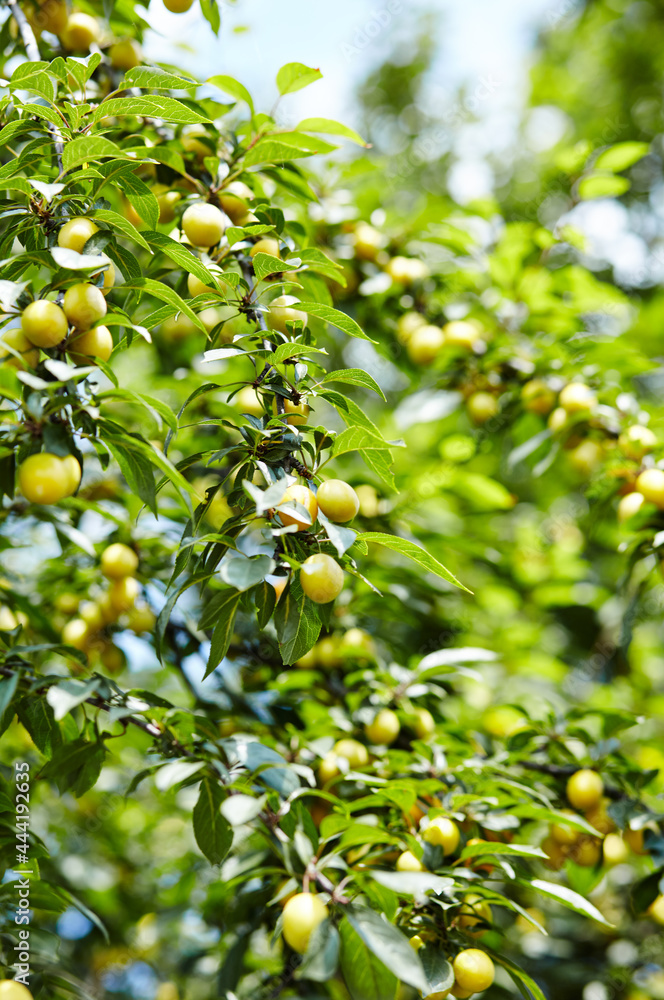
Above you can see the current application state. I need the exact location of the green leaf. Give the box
[274,577,321,665]
[323,368,386,401]
[355,532,470,592]
[142,232,217,286]
[332,426,394,459]
[129,277,206,332]
[10,62,56,101]
[420,944,454,995]
[40,738,105,797]
[16,697,62,757]
[114,170,159,230]
[297,247,346,285]
[103,435,157,513]
[207,74,254,114]
[192,778,233,864]
[340,919,398,1000]
[62,136,125,172]
[252,252,299,282]
[298,920,340,983]
[243,138,319,167]
[578,173,631,200]
[524,879,614,927]
[298,302,375,342]
[220,553,272,591]
[91,208,152,251]
[594,141,650,172]
[345,905,429,993]
[124,66,197,90]
[0,672,19,719]
[368,870,454,897]
[92,97,210,124]
[276,62,323,96]
[297,117,368,146]
[203,591,241,677]
[460,841,547,860]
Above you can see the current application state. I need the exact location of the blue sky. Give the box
[143,0,570,128]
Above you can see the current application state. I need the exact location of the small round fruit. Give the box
[459,895,492,933]
[647,894,664,926]
[409,934,425,952]
[467,392,498,425]
[21,300,68,348]
[316,636,342,668]
[317,480,360,523]
[413,707,435,739]
[62,618,89,650]
[618,492,645,523]
[356,484,379,517]
[407,324,445,364]
[101,543,139,579]
[636,468,664,508]
[79,600,104,630]
[279,484,318,532]
[603,833,629,866]
[282,892,328,954]
[585,798,615,836]
[219,181,254,223]
[333,739,368,769]
[0,607,17,629]
[68,325,113,364]
[339,628,375,658]
[452,950,495,994]
[99,258,115,295]
[354,222,383,261]
[624,827,645,854]
[267,295,307,333]
[180,124,210,159]
[0,328,39,369]
[187,271,220,298]
[55,592,80,614]
[63,282,107,330]
[161,313,197,342]
[396,850,424,872]
[250,237,280,259]
[567,439,603,477]
[559,382,596,414]
[60,12,100,50]
[155,985,178,1000]
[541,835,566,869]
[182,203,224,247]
[300,553,344,604]
[100,642,125,674]
[18,453,71,504]
[318,752,339,784]
[423,817,460,854]
[126,603,156,634]
[521,378,556,416]
[550,810,581,846]
[548,407,568,433]
[619,425,657,461]
[58,217,99,254]
[570,836,602,867]
[61,454,82,495]
[396,311,426,344]
[164,0,195,10]
[0,980,34,1000]
[386,256,428,284]
[154,185,181,224]
[443,320,481,349]
[235,386,264,416]
[365,708,400,745]
[33,0,68,34]
[567,769,604,810]
[109,39,141,70]
[272,397,310,426]
[109,576,140,613]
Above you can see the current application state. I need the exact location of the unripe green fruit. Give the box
[0,980,34,1000]
[58,217,98,254]
[267,295,307,333]
[635,468,664,508]
[219,181,254,223]
[567,439,603,477]
[521,378,556,416]
[365,708,400,744]
[407,324,445,364]
[187,271,219,297]
[300,553,344,603]
[153,184,181,224]
[618,425,657,461]
[182,202,225,247]
[68,325,113,364]
[452,950,495,993]
[548,406,568,432]
[0,328,39,369]
[467,391,498,425]
[164,0,194,10]
[282,893,328,954]
[333,738,368,768]
[21,300,68,347]
[109,39,141,70]
[413,707,435,738]
[60,11,100,50]
[459,894,492,933]
[567,769,603,810]
[396,850,424,872]
[423,817,460,854]
[279,484,318,531]
[63,282,107,330]
[101,543,139,579]
[559,382,596,413]
[317,480,360,522]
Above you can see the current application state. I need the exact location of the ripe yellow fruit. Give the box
[109,39,141,70]
[300,553,344,604]
[452,950,495,994]
[585,798,615,835]
[407,324,445,364]
[459,895,492,933]
[0,980,34,1000]
[548,406,568,433]
[541,835,566,870]
[396,311,426,344]
[413,707,435,739]
[62,618,89,650]
[333,738,369,769]
[63,282,107,330]
[619,425,657,461]
[624,827,645,854]
[156,984,178,1000]
[521,378,556,416]
[550,810,581,846]
[99,258,115,295]
[18,453,77,504]
[567,439,603,477]
[317,480,360,523]
[164,0,195,10]
[219,181,254,223]
[618,492,645,523]
[0,328,39,369]
[68,325,113,364]
[282,892,328,954]
[603,833,629,866]
[409,934,425,952]
[182,203,225,247]
[365,708,400,745]
[250,237,280,259]
[570,836,602,867]
[31,0,68,34]
[423,817,460,854]
[354,222,384,261]
[235,386,264,416]
[482,705,525,738]
[126,603,156,634]
[443,320,482,349]
[339,627,375,658]
[21,300,68,348]
[279,484,318,532]
[272,397,310,426]
[559,382,596,414]
[55,592,80,614]
[60,12,100,50]
[467,392,498,425]
[635,468,664,508]
[101,543,139,579]
[154,185,182,225]
[109,576,140,613]
[79,600,104,630]
[356,484,380,517]
[267,295,307,333]
[61,454,82,495]
[396,850,424,872]
[647,894,664,926]
[58,217,99,254]
[161,313,197,342]
[386,256,429,284]
[567,769,604,810]
[318,752,340,783]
